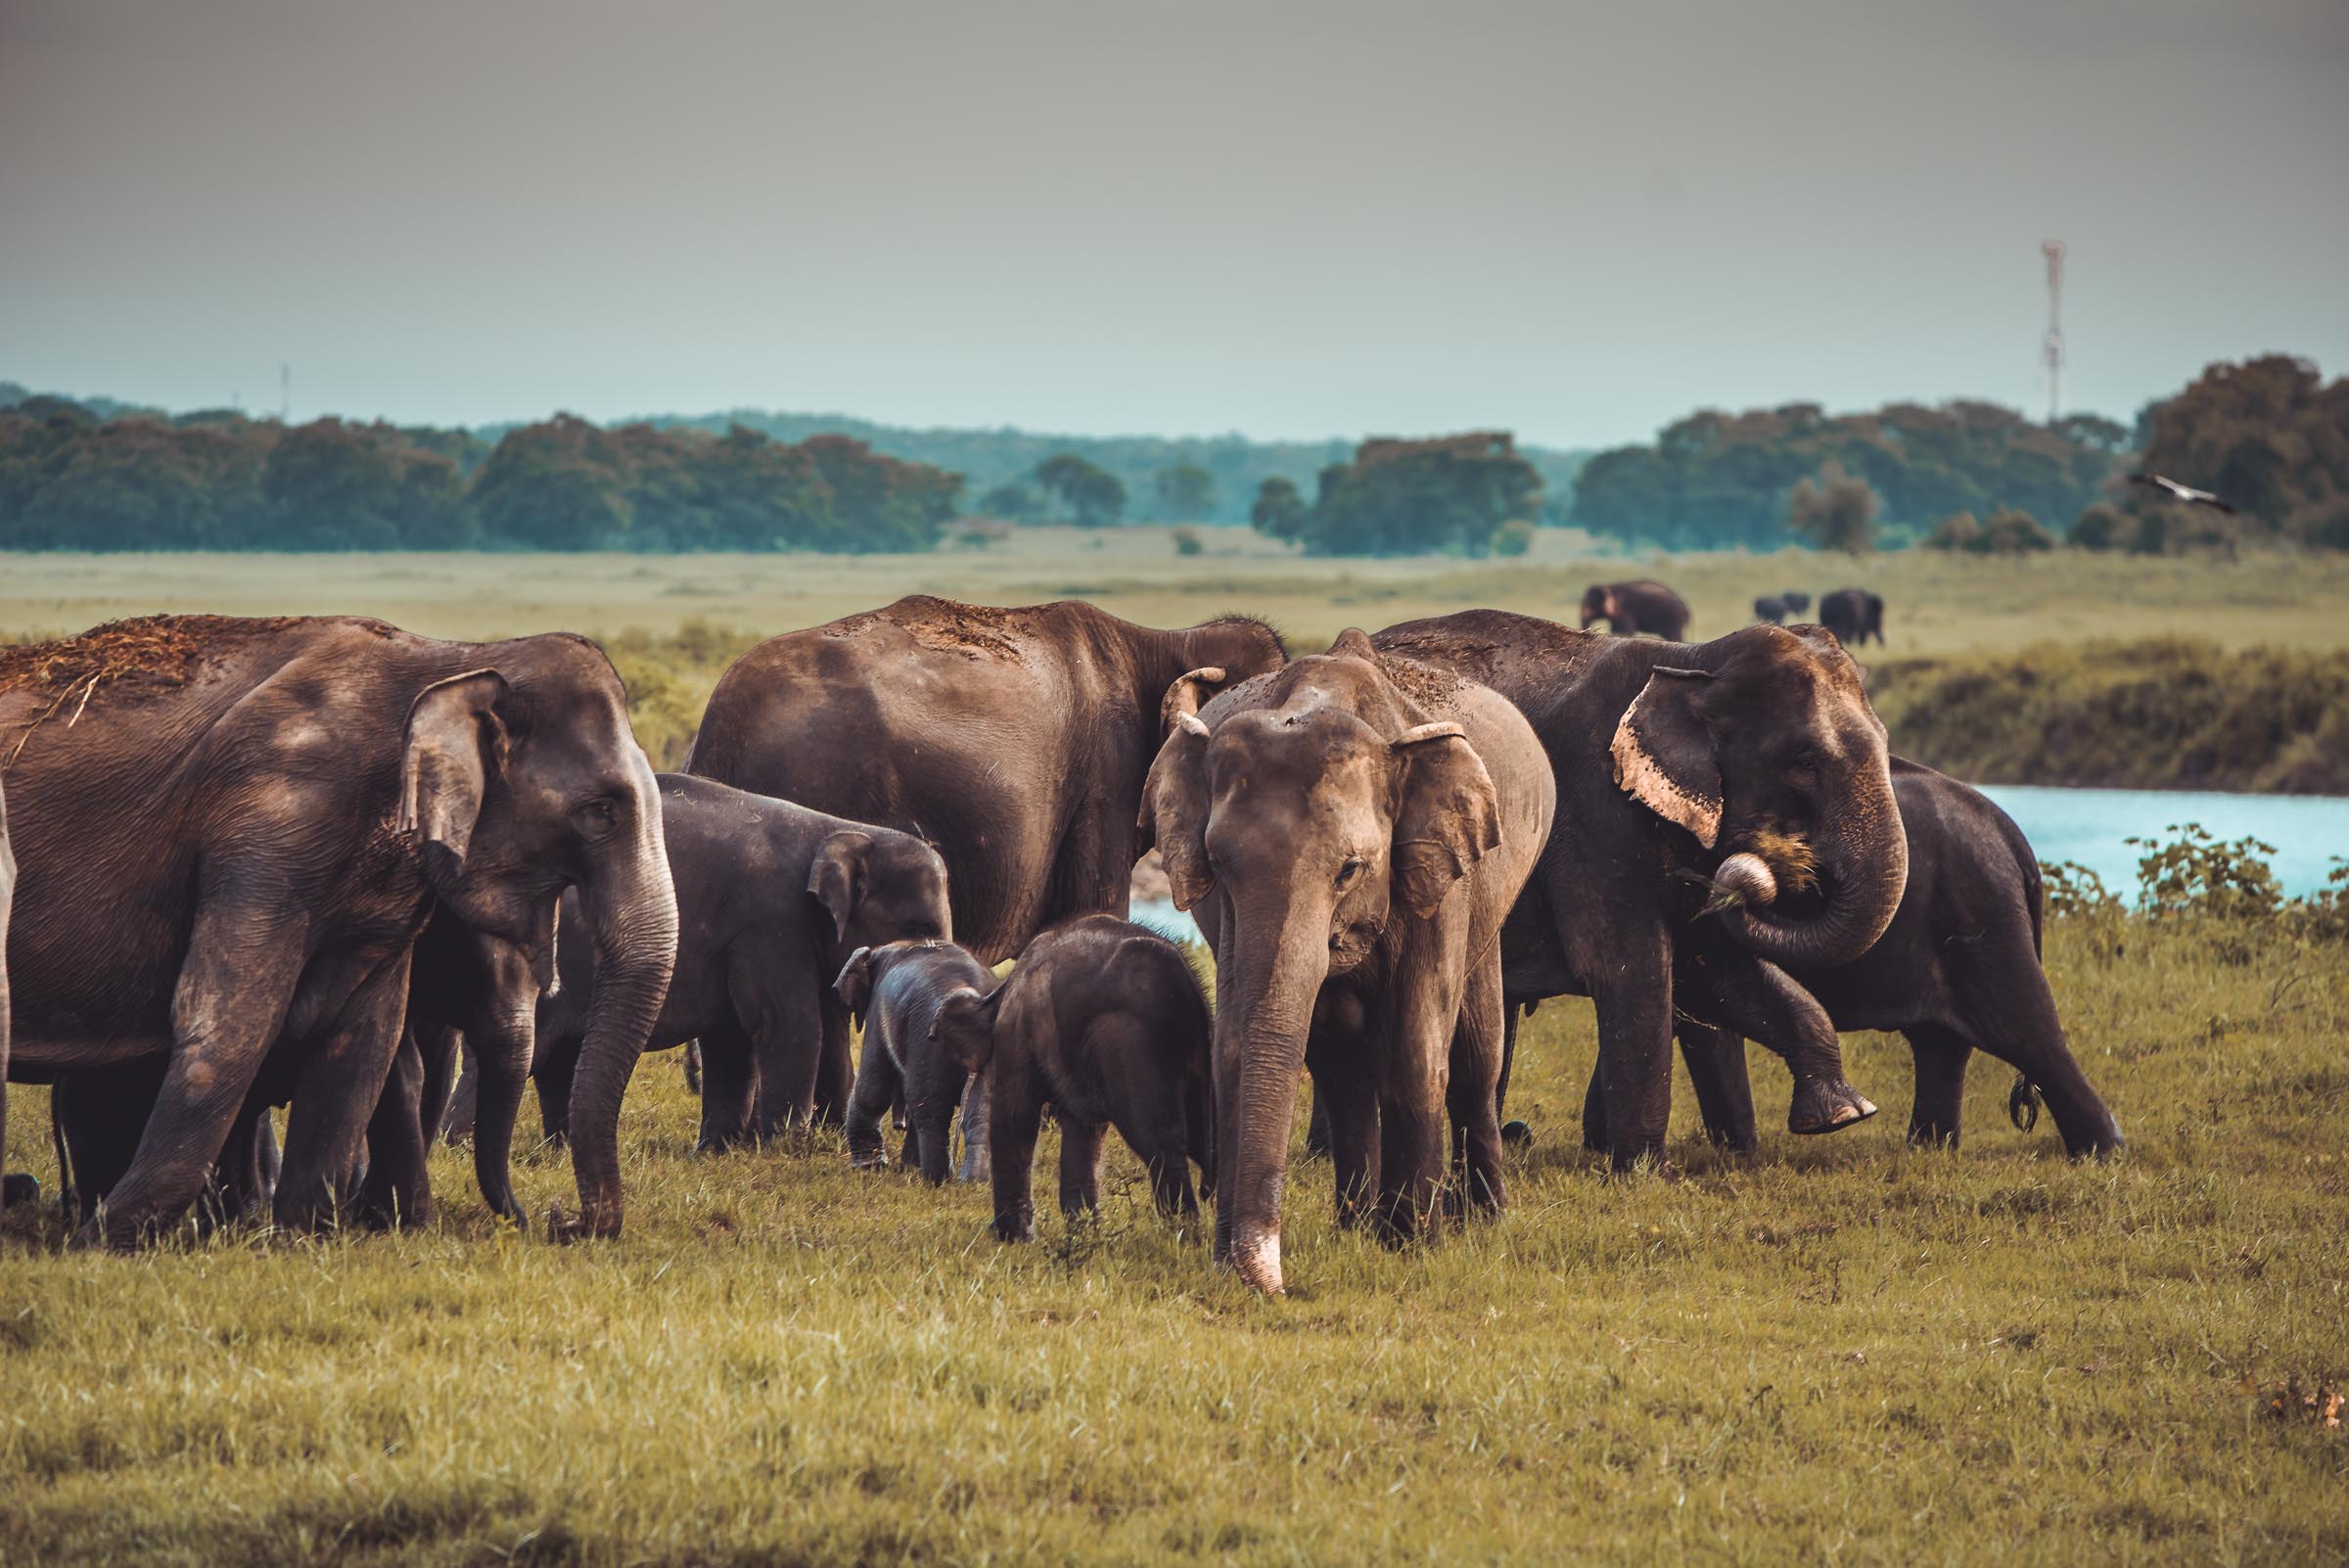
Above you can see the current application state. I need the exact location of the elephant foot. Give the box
[1787,1077,1878,1135]
[1703,1126,1761,1155]
[1500,1120,1534,1147]
[993,1213,1034,1244]
[546,1202,621,1243]
[1,1173,40,1209]
[848,1148,889,1172]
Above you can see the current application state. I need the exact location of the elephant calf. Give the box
[836,941,998,1182]
[930,915,1214,1243]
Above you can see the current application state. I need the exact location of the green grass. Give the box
[4,913,2345,1566]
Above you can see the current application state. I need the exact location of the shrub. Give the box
[1172,526,1205,557]
[1978,508,2055,554]
[1923,512,1982,551]
[2068,502,2126,551]
[1491,518,1539,557]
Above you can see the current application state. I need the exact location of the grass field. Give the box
[2,541,2346,1565]
[3,911,2345,1565]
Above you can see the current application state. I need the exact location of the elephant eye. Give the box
[1335,856,1366,891]
[571,798,622,840]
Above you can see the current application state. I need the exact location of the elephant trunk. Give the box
[1214,893,1325,1297]
[1720,761,1908,971]
[558,826,678,1240]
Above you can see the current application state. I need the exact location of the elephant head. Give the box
[397,635,678,1238]
[929,984,1005,1075]
[1141,636,1500,1294]
[1578,584,1616,629]
[1609,623,1906,971]
[807,829,952,961]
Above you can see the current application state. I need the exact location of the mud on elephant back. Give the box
[1141,629,1556,1295]
[0,615,676,1249]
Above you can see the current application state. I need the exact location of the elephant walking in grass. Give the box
[1579,580,1691,641]
[1373,610,1901,1168]
[1141,629,1554,1294]
[1,616,676,1247]
[1627,760,2122,1159]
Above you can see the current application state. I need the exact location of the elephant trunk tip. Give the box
[1232,1223,1284,1296]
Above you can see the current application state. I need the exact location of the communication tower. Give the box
[2041,240,2065,423]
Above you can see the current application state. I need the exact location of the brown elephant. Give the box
[1819,588,1884,647]
[1579,579,1690,641]
[684,595,1286,1130]
[1141,629,1555,1294]
[1,616,676,1248]
[1371,610,1900,1167]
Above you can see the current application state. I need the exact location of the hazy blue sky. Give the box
[4,0,2344,446]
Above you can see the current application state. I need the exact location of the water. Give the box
[1128,785,2349,942]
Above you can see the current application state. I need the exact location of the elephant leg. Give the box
[56,1059,167,1222]
[1589,924,1679,1170]
[844,1029,899,1170]
[1446,953,1507,1217]
[1956,944,2124,1158]
[1906,1025,1970,1148]
[1373,943,1466,1245]
[1677,948,1875,1136]
[810,997,853,1129]
[911,1054,968,1185]
[278,949,416,1235]
[534,1038,579,1145]
[1307,1030,1378,1230]
[1057,1118,1107,1220]
[1676,1023,1760,1152]
[986,1073,1043,1242]
[1140,1109,1201,1222]
[1581,1062,1610,1154]
[1185,1070,1215,1203]
[732,955,821,1140]
[693,1022,757,1152]
[1305,1093,1332,1158]
[84,907,310,1250]
[681,1038,703,1094]
[415,1023,460,1149]
[355,1028,432,1229]
[956,1071,993,1182]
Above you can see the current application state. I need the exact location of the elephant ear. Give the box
[1610,668,1721,848]
[1159,666,1227,737]
[807,830,873,944]
[398,669,511,886]
[1138,715,1215,910]
[929,985,1003,1074]
[1390,721,1502,917]
[832,945,877,1023]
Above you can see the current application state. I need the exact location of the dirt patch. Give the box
[826,595,1040,663]
[0,615,301,764]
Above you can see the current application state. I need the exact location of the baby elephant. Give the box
[929,915,1213,1243]
[836,941,997,1181]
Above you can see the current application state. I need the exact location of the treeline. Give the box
[0,399,961,552]
[1868,637,2349,795]
[1251,432,1546,555]
[1571,399,2128,550]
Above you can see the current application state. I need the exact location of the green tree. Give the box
[1784,461,1881,554]
[1922,511,1982,551]
[1297,434,1543,556]
[1978,508,2055,554]
[2069,502,2126,552]
[1250,475,1308,541]
[1151,462,1217,521]
[978,482,1045,523]
[1034,453,1127,528]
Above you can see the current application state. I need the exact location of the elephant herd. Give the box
[0,593,2118,1294]
[1578,579,1888,649]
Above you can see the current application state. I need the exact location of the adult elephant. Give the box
[0,780,21,1210]
[1753,592,1811,624]
[0,616,676,1248]
[1372,610,1899,1167]
[1579,580,1690,641]
[1608,761,2122,1158]
[685,595,1286,1126]
[1141,629,1554,1295]
[1819,588,1884,647]
[440,774,952,1160]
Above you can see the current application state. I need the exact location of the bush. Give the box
[1172,526,1205,557]
[1978,508,2055,555]
[2069,502,2126,551]
[1491,519,1538,557]
[1922,512,1982,551]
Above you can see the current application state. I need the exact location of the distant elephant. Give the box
[1371,610,1900,1168]
[1,615,676,1248]
[1819,588,1884,647]
[835,940,997,1182]
[1142,630,1556,1294]
[1752,591,1812,624]
[1579,580,1691,641]
[439,774,952,1170]
[685,595,1287,1127]
[929,914,1214,1242]
[1593,760,2122,1158]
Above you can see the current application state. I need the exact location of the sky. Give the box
[3,0,2345,448]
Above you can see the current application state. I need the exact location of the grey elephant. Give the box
[2,615,675,1247]
[1819,588,1884,647]
[1141,629,1556,1294]
[835,940,998,1183]
[1752,591,1812,624]
[929,914,1214,1242]
[1579,580,1691,641]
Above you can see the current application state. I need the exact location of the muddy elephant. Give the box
[1579,580,1690,641]
[1605,760,2122,1158]
[440,774,953,1169]
[1372,610,1899,1168]
[0,616,676,1248]
[684,595,1286,1130]
[1753,591,1812,624]
[1819,588,1884,647]
[1142,629,1555,1294]
[930,914,1214,1242]
[835,940,997,1182]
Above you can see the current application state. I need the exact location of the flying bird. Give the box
[2130,473,2235,514]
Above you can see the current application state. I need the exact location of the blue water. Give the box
[1128,785,2349,942]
